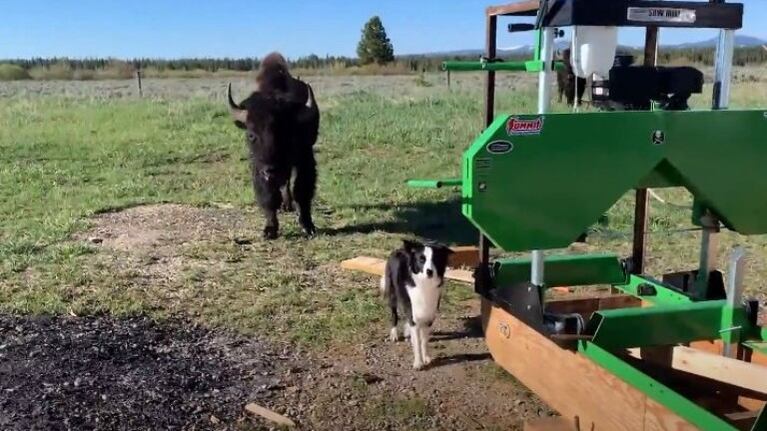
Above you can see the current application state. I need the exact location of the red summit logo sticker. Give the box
[506,116,544,136]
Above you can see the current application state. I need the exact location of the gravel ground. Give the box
[0,315,297,431]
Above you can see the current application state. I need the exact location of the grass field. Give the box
[2,71,767,429]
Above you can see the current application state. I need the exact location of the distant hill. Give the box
[406,35,767,59]
[671,35,767,49]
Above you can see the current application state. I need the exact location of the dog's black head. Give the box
[402,239,453,280]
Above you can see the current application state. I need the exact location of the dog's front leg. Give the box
[419,324,432,367]
[409,323,424,370]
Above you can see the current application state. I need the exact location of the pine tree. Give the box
[357,16,395,65]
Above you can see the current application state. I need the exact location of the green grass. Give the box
[0,89,492,343]
[2,79,767,346]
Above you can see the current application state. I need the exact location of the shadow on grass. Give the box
[323,197,477,245]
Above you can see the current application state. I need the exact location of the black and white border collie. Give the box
[380,239,453,370]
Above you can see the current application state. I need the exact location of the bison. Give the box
[556,48,587,106]
[227,53,320,239]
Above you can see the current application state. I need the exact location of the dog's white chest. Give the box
[407,279,441,324]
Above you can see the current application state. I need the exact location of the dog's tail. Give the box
[379,265,391,297]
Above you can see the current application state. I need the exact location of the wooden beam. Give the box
[690,340,767,366]
[245,403,295,427]
[631,26,659,276]
[524,417,575,431]
[341,255,598,289]
[482,300,695,430]
[487,0,540,17]
[725,410,760,430]
[340,256,474,284]
[691,340,767,411]
[448,246,480,269]
[545,294,640,319]
[627,346,767,395]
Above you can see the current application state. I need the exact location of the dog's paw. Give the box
[413,360,424,371]
[422,354,433,366]
[404,326,412,339]
[388,327,399,342]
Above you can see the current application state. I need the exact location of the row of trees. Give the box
[3,17,766,76]
[5,48,765,74]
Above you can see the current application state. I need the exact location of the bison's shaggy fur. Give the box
[556,48,587,106]
[227,52,319,239]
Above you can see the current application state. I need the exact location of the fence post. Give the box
[446,70,451,89]
[135,63,143,98]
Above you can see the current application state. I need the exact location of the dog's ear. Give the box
[402,239,421,253]
[430,243,454,255]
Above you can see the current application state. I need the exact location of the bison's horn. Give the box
[305,84,316,109]
[227,83,248,124]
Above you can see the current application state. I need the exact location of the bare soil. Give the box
[38,203,550,430]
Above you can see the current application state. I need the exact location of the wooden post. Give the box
[135,64,143,98]
[446,70,451,89]
[479,13,498,269]
[631,26,659,275]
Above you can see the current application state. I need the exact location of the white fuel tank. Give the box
[571,26,619,79]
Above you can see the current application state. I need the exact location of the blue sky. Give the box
[2,0,766,59]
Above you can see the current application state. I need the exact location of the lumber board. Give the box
[481,299,694,430]
[725,410,759,430]
[627,346,767,395]
[341,255,581,289]
[524,417,575,431]
[447,246,479,269]
[690,340,767,366]
[340,256,473,284]
[487,0,539,16]
[643,397,699,431]
[689,339,767,410]
[245,403,295,427]
[545,294,640,320]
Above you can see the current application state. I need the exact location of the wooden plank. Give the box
[447,246,479,269]
[644,397,699,431]
[340,256,474,284]
[524,417,575,431]
[340,256,386,276]
[725,410,759,430]
[626,346,767,395]
[640,346,674,368]
[245,403,296,427]
[487,0,539,17]
[482,299,693,430]
[690,340,767,366]
[545,294,641,321]
[688,340,767,412]
[726,410,759,421]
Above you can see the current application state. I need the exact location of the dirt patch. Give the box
[274,302,552,431]
[64,204,551,430]
[0,315,300,431]
[76,204,254,284]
